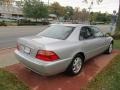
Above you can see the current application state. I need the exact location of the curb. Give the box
[0,47,16,51]
[0,47,16,55]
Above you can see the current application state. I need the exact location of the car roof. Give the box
[51,24,91,27]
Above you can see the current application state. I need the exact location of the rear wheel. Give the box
[66,55,83,76]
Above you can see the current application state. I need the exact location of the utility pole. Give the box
[88,1,93,14]
[88,0,93,24]
[47,0,49,21]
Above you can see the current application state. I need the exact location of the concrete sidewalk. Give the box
[3,49,119,90]
[0,48,19,67]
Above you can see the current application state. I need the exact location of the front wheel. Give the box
[106,43,113,54]
[65,55,83,76]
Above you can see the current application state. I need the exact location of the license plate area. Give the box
[20,45,30,54]
[24,47,31,54]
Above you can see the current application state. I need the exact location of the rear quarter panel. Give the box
[45,40,85,61]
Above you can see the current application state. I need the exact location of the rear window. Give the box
[37,25,74,40]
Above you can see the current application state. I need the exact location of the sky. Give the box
[42,0,119,14]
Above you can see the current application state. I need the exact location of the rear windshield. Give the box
[37,25,74,40]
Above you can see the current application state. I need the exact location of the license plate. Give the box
[24,47,31,54]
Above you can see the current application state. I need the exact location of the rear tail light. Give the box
[17,43,20,51]
[36,50,59,61]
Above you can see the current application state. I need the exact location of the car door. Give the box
[91,26,107,54]
[79,26,100,60]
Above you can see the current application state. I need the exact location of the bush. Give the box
[17,19,50,26]
[0,21,7,26]
[40,20,50,25]
[112,32,120,40]
[17,19,35,26]
[106,32,112,36]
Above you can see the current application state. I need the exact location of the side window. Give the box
[91,27,104,37]
[80,26,94,40]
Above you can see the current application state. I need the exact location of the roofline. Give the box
[50,24,91,27]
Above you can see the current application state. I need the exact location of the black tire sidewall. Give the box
[66,55,83,75]
[106,43,113,54]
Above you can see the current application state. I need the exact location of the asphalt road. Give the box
[0,25,114,49]
[0,25,48,49]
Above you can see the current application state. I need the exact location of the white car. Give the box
[15,24,113,76]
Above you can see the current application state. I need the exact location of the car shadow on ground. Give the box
[5,50,118,90]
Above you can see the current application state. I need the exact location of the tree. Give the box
[0,0,3,5]
[65,6,74,15]
[90,12,111,23]
[80,8,89,22]
[49,2,65,17]
[64,6,74,20]
[115,3,120,32]
[23,0,48,22]
[72,7,80,22]
[15,0,23,7]
[72,8,89,23]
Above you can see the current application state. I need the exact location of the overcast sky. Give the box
[43,0,119,14]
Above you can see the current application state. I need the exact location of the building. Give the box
[0,0,23,20]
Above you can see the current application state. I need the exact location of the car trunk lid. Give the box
[17,36,62,57]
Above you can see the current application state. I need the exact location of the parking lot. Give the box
[0,25,47,48]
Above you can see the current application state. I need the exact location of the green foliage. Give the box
[65,6,74,16]
[23,0,48,21]
[17,19,50,26]
[64,6,74,20]
[17,19,34,26]
[96,12,111,23]
[90,12,111,24]
[72,8,89,22]
[15,1,23,7]
[49,2,65,17]
[114,40,120,50]
[0,21,7,26]
[0,69,29,90]
[112,32,120,40]
[85,54,120,90]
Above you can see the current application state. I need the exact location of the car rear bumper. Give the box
[15,50,72,76]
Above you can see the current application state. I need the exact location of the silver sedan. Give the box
[15,24,113,76]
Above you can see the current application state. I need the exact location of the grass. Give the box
[0,69,29,90]
[85,55,120,90]
[114,40,120,50]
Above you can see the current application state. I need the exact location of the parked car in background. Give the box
[15,24,113,76]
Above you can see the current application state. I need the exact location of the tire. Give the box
[105,43,113,54]
[65,55,84,76]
